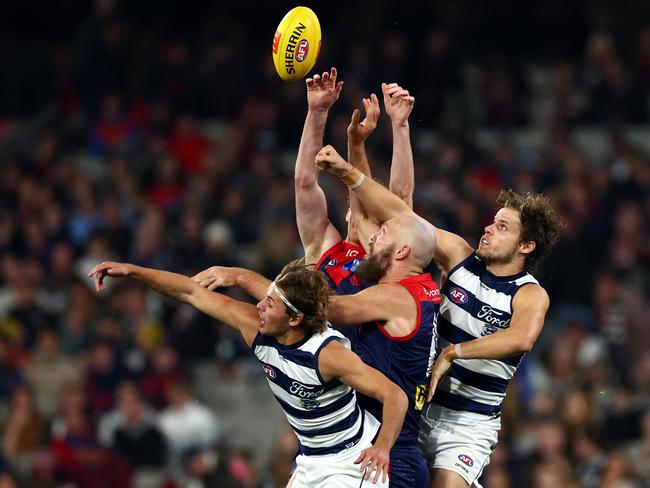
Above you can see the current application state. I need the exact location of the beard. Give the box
[356,245,394,283]
[477,240,519,266]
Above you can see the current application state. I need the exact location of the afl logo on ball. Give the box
[262,364,276,380]
[449,287,469,304]
[458,454,473,467]
[295,39,309,62]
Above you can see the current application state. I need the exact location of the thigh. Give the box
[430,468,471,488]
[421,416,497,487]
[389,449,429,488]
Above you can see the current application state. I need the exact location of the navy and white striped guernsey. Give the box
[252,326,379,456]
[432,252,539,417]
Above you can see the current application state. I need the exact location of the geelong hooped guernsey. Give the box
[352,273,441,447]
[315,240,367,347]
[253,327,378,456]
[432,252,539,417]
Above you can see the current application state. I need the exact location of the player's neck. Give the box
[379,261,421,284]
[275,328,306,346]
[485,260,525,277]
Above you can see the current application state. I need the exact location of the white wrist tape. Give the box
[346,172,365,189]
[455,343,464,359]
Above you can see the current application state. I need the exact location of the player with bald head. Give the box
[316,145,562,488]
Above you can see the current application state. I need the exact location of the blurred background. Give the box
[0,0,648,486]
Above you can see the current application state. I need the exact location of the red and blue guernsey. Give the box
[315,240,367,346]
[353,273,441,487]
[315,240,366,295]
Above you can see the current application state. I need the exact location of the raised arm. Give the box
[346,94,381,249]
[295,68,344,264]
[427,284,549,401]
[192,266,271,302]
[383,82,415,209]
[315,146,473,272]
[319,340,408,484]
[89,262,260,346]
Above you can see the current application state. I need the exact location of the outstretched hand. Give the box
[382,82,415,127]
[306,67,343,112]
[315,145,353,177]
[191,266,238,291]
[87,261,131,293]
[354,442,390,484]
[347,93,381,144]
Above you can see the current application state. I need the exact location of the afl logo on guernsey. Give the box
[325,258,338,268]
[262,364,276,380]
[295,39,309,62]
[449,287,469,304]
[458,454,473,467]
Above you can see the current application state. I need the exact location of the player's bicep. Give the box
[432,226,474,272]
[510,285,549,349]
[295,185,342,260]
[186,288,260,347]
[319,342,390,401]
[328,285,409,325]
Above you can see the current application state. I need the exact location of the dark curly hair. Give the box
[496,189,562,273]
[274,259,332,335]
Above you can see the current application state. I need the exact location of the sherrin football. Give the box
[272,6,321,81]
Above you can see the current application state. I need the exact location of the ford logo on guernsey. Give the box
[262,364,276,380]
[449,287,469,304]
[458,454,474,467]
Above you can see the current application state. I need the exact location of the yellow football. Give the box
[272,6,321,81]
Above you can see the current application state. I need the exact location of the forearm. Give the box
[388,123,414,209]
[295,109,328,187]
[374,388,407,448]
[347,140,373,225]
[339,166,412,222]
[236,269,272,302]
[128,265,195,303]
[445,329,534,362]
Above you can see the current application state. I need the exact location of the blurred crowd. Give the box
[0,1,648,487]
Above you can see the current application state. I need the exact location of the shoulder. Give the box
[513,283,549,310]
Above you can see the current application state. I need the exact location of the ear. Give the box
[288,315,304,328]
[519,240,536,256]
[395,244,411,261]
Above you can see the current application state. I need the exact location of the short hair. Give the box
[496,189,562,273]
[274,259,332,335]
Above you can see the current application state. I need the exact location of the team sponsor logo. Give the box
[295,39,309,62]
[289,381,324,399]
[262,364,276,379]
[325,258,338,268]
[478,305,511,336]
[449,287,469,304]
[415,384,428,411]
[343,258,362,272]
[458,454,474,467]
[423,286,442,304]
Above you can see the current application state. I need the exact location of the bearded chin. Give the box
[356,248,393,283]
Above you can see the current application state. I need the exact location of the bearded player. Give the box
[314,152,562,488]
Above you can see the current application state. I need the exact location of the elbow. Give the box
[516,338,535,354]
[294,172,316,190]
